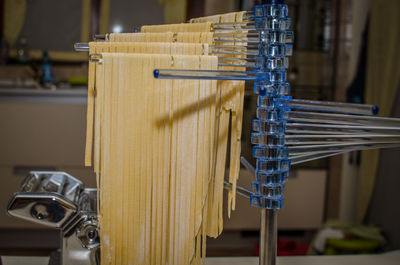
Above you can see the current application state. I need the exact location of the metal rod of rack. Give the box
[260,209,277,265]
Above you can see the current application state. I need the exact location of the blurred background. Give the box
[0,0,399,260]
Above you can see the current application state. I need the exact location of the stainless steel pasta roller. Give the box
[7,171,99,265]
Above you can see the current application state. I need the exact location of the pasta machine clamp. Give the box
[6,171,100,265]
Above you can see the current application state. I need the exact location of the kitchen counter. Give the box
[2,251,400,265]
[0,88,87,104]
[206,251,400,265]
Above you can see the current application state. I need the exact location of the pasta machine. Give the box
[6,170,253,265]
[7,171,99,265]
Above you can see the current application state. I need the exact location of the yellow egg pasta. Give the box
[85,11,248,265]
[95,53,218,265]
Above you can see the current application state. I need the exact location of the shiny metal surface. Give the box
[78,188,97,213]
[7,192,77,228]
[224,181,253,199]
[76,217,99,249]
[240,156,256,174]
[63,225,99,265]
[21,171,84,203]
[6,171,99,265]
[259,209,277,265]
[63,215,100,265]
[223,156,256,199]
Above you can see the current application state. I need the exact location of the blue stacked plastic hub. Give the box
[249,1,293,209]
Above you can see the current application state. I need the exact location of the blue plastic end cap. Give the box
[263,0,286,4]
[372,105,379,115]
[153,69,159,78]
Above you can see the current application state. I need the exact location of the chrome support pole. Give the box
[259,209,277,265]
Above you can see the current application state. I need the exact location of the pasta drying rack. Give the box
[6,1,400,265]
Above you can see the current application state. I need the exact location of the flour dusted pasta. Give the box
[84,11,248,265]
